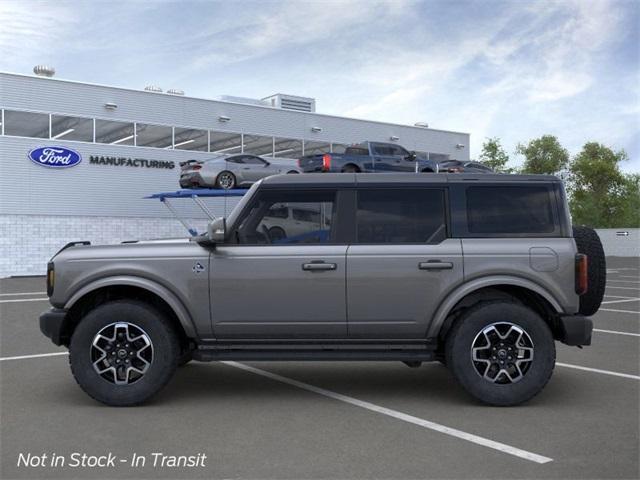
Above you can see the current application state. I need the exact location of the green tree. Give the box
[479,137,513,173]
[568,142,638,228]
[517,135,569,175]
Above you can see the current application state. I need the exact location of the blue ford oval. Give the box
[28,146,82,168]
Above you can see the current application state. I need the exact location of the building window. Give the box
[51,114,93,142]
[173,127,208,151]
[273,137,303,159]
[303,141,331,155]
[210,131,243,154]
[3,110,49,138]
[135,123,173,148]
[243,134,274,156]
[95,119,135,145]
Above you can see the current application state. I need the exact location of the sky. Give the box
[1,0,638,171]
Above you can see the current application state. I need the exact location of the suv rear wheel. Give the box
[445,301,555,406]
[69,300,180,406]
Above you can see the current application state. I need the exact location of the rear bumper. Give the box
[39,308,69,346]
[179,172,206,188]
[558,314,593,346]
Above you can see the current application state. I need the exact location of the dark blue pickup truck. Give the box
[297,141,439,173]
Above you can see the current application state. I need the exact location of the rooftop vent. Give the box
[167,89,184,95]
[262,94,316,113]
[414,122,429,128]
[144,85,163,93]
[217,95,270,107]
[33,65,55,77]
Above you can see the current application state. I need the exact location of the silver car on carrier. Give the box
[179,154,300,189]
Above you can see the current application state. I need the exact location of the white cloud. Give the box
[0,1,77,68]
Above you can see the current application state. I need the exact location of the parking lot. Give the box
[1,256,638,479]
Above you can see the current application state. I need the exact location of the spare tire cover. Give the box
[572,225,606,316]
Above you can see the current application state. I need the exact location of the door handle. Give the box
[302,261,337,272]
[419,261,453,270]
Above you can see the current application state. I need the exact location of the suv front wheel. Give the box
[69,300,180,406]
[445,301,555,406]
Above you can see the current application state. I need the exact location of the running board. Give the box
[193,343,436,362]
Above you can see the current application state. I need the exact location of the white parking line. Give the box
[607,280,640,285]
[606,286,640,291]
[599,308,640,314]
[617,275,640,279]
[556,363,640,380]
[0,352,68,362]
[0,292,46,296]
[601,298,640,305]
[0,297,49,304]
[593,328,640,337]
[223,361,553,464]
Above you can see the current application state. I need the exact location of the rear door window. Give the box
[356,189,447,244]
[466,186,556,234]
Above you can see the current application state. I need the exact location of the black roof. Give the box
[260,172,561,188]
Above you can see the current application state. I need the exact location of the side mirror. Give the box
[207,217,226,244]
[407,151,417,161]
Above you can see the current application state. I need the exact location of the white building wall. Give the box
[0,71,472,277]
[595,229,640,258]
[0,215,214,277]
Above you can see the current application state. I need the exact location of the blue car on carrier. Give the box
[297,141,438,173]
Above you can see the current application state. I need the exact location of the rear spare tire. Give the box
[573,225,606,316]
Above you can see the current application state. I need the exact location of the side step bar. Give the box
[193,344,436,362]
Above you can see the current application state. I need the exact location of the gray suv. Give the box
[40,173,605,406]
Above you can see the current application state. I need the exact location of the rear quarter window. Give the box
[466,186,557,235]
[345,147,369,156]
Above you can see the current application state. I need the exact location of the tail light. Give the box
[575,254,588,295]
[447,167,463,173]
[297,158,302,168]
[192,165,202,170]
[46,262,55,297]
[322,154,332,172]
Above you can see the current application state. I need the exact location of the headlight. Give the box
[47,262,55,297]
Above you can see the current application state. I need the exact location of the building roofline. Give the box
[0,71,470,137]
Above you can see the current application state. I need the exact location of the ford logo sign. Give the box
[28,146,82,168]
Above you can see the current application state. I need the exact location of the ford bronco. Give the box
[40,173,605,406]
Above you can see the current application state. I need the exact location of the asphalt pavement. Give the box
[1,257,638,479]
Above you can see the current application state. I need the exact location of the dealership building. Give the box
[0,69,470,277]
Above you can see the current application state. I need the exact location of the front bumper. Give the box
[39,308,69,346]
[558,314,593,346]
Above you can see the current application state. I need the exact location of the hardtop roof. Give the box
[260,172,561,188]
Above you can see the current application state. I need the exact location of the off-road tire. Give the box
[341,164,359,173]
[445,301,555,406]
[69,300,180,406]
[572,225,606,316]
